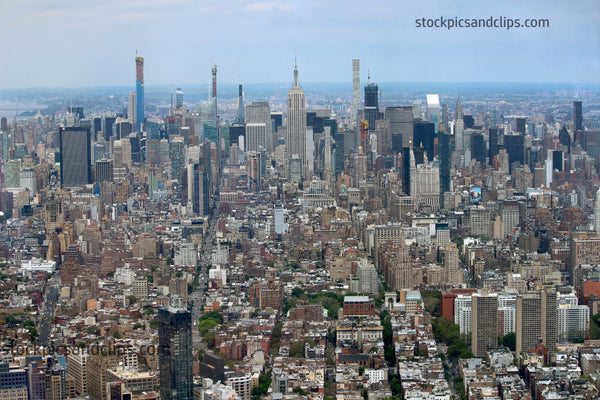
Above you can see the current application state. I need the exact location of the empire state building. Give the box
[286,59,307,178]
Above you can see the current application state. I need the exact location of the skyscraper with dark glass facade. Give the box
[59,127,91,188]
[158,308,193,400]
[471,133,486,166]
[488,128,499,163]
[439,132,451,207]
[364,82,380,131]
[413,121,435,160]
[573,101,583,132]
[504,134,525,171]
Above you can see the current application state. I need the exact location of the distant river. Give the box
[0,100,48,119]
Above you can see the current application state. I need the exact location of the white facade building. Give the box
[20,259,56,274]
[454,294,472,335]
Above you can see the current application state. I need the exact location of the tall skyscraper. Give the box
[516,289,557,355]
[135,56,144,131]
[401,147,413,196]
[212,65,217,99]
[453,96,464,168]
[95,159,113,183]
[176,88,184,109]
[186,163,207,216]
[364,78,380,131]
[158,308,193,400]
[441,103,449,134]
[515,117,526,135]
[573,101,583,131]
[59,127,91,188]
[286,59,307,178]
[247,151,261,192]
[488,128,499,163]
[0,131,8,160]
[594,188,600,234]
[426,94,440,132]
[490,109,497,128]
[246,102,272,152]
[386,106,413,150]
[128,91,136,127]
[471,133,486,166]
[413,121,435,160]
[104,116,116,142]
[351,59,360,124]
[375,119,391,156]
[504,135,525,171]
[235,85,245,124]
[439,132,451,207]
[471,291,498,357]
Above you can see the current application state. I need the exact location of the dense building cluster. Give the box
[0,57,599,400]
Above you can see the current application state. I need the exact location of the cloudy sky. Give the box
[0,0,598,88]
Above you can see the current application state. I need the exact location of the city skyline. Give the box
[0,0,598,89]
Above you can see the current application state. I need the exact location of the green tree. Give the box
[126,295,137,306]
[251,372,271,400]
[204,331,216,348]
[198,319,218,336]
[289,341,305,358]
[381,310,396,366]
[389,374,402,396]
[85,325,100,335]
[432,317,473,363]
[499,332,516,351]
[27,326,38,342]
[589,315,600,340]
[271,322,283,358]
[293,387,309,396]
[324,381,335,399]
[454,375,467,400]
[199,311,224,324]
[421,290,441,317]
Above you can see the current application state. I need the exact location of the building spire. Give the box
[456,95,463,120]
[293,57,299,88]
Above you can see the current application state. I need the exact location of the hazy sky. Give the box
[0,0,599,88]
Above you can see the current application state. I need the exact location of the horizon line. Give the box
[2,81,600,92]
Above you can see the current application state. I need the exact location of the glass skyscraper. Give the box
[135,56,144,131]
[158,308,193,400]
[59,127,91,188]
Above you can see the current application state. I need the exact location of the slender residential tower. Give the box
[235,85,245,124]
[212,65,217,99]
[351,59,360,124]
[135,56,144,131]
[286,58,307,178]
[594,188,600,234]
[453,95,464,168]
